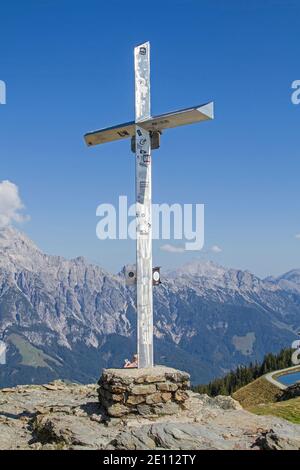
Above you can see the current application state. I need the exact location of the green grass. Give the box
[248,397,300,424]
[232,373,300,425]
[8,334,60,368]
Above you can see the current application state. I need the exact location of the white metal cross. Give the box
[84,41,214,368]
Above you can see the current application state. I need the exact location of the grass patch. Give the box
[8,334,60,368]
[232,376,281,408]
[248,397,300,425]
[233,373,300,425]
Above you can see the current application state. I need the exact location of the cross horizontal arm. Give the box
[84,102,213,147]
[140,102,214,132]
[84,121,135,146]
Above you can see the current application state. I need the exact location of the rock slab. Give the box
[0,379,300,450]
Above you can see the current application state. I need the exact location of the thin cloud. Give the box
[211,245,222,253]
[160,243,186,253]
[160,243,222,254]
[295,234,300,239]
[0,180,29,228]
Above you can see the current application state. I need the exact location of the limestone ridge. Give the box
[0,226,300,386]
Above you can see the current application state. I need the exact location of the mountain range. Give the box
[0,226,299,387]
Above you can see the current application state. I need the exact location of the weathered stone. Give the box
[212,395,242,410]
[130,384,157,395]
[101,366,188,383]
[134,376,147,384]
[254,428,300,450]
[180,380,191,390]
[136,404,156,416]
[165,371,190,383]
[111,393,123,402]
[152,402,181,416]
[174,390,189,403]
[100,369,134,386]
[33,413,73,445]
[145,375,166,383]
[102,384,128,394]
[106,403,130,418]
[146,392,163,405]
[157,383,178,392]
[32,412,113,448]
[42,382,66,391]
[113,422,226,450]
[129,402,180,417]
[110,385,128,393]
[113,377,133,386]
[161,392,172,402]
[126,395,146,405]
[99,388,124,402]
[278,382,300,401]
[113,421,255,450]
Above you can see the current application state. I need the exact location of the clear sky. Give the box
[0,0,300,278]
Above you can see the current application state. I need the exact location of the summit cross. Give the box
[84,41,214,368]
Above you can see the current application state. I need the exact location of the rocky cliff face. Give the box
[0,226,299,387]
[0,380,299,450]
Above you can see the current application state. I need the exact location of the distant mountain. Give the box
[0,226,299,387]
[266,269,300,293]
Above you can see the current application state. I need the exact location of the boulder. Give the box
[278,382,300,401]
[254,427,300,450]
[130,384,157,395]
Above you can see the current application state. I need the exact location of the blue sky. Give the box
[0,0,300,277]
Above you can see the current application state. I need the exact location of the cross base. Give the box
[98,366,190,418]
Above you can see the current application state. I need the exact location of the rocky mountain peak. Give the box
[0,225,40,254]
[166,258,264,295]
[168,259,225,278]
[266,269,300,293]
[0,225,46,273]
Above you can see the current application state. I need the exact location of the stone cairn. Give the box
[98,366,190,418]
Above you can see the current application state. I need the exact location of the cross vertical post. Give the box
[134,42,153,368]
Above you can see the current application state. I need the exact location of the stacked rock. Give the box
[98,366,190,418]
[278,382,300,401]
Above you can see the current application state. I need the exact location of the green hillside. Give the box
[232,373,300,425]
[248,397,300,425]
[8,334,60,368]
[232,376,281,407]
